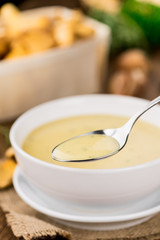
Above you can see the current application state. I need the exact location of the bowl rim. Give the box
[10,94,160,174]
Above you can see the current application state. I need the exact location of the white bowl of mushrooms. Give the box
[0,4,110,121]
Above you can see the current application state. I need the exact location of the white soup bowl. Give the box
[10,94,160,209]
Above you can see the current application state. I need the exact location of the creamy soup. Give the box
[22,114,160,169]
[53,134,120,161]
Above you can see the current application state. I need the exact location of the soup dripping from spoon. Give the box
[51,96,160,163]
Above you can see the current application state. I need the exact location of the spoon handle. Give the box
[123,96,160,133]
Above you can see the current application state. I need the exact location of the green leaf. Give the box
[0,125,10,147]
[89,9,148,55]
[122,0,160,47]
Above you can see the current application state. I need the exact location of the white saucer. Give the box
[13,166,160,231]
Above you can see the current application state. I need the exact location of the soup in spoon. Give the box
[53,134,120,161]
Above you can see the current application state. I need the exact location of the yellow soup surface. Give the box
[22,114,160,169]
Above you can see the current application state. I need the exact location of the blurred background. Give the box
[0,0,160,151]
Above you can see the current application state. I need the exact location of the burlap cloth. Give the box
[0,187,160,240]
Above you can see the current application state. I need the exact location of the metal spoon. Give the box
[51,96,160,163]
